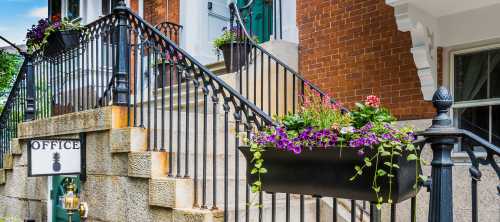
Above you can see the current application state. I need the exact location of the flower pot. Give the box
[239,146,421,203]
[44,30,81,58]
[219,42,251,73]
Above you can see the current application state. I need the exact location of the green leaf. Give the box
[364,157,372,167]
[406,154,418,161]
[372,186,380,193]
[259,168,268,174]
[250,168,258,174]
[377,169,387,176]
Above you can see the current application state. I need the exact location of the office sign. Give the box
[28,136,86,177]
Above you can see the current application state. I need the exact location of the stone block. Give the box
[2,166,47,200]
[149,177,194,209]
[10,138,22,155]
[82,175,173,222]
[0,169,5,185]
[128,152,171,178]
[86,131,128,176]
[17,106,129,139]
[3,154,13,170]
[110,127,148,153]
[173,208,223,222]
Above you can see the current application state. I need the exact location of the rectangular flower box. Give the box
[239,146,421,203]
[44,30,81,58]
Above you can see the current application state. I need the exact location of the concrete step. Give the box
[205,61,228,75]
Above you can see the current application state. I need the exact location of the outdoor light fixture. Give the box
[61,178,89,221]
[62,179,80,222]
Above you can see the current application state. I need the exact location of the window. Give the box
[102,0,122,15]
[452,47,500,149]
[50,0,62,22]
[66,0,80,20]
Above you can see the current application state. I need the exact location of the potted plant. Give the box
[241,91,425,208]
[213,26,253,73]
[26,18,82,57]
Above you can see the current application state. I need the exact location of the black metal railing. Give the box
[0,60,27,167]
[0,1,498,222]
[228,2,343,117]
[155,21,182,44]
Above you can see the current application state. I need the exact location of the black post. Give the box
[112,1,130,106]
[422,87,457,222]
[25,56,36,121]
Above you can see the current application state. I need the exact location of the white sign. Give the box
[28,139,82,176]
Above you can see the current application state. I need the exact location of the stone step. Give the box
[205,61,227,75]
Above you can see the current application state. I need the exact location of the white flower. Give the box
[340,126,354,134]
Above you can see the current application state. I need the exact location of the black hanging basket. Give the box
[239,146,421,203]
[219,42,251,73]
[44,30,81,58]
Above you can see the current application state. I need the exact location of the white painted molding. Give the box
[389,2,438,100]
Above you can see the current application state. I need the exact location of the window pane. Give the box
[490,50,500,98]
[493,106,500,146]
[455,106,489,142]
[454,51,488,102]
[67,0,80,20]
[50,0,62,22]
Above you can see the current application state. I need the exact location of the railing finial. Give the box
[112,0,128,12]
[430,86,453,129]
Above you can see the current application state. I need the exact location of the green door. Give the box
[238,0,273,43]
[51,176,81,222]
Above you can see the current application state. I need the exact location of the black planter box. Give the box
[239,146,421,203]
[219,42,251,73]
[44,30,81,58]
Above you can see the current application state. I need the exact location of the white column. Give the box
[279,0,298,44]
[180,0,216,64]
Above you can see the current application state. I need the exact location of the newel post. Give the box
[112,0,130,106]
[422,87,458,222]
[25,55,36,121]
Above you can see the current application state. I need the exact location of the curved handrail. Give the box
[125,8,276,127]
[239,0,255,9]
[0,59,27,123]
[229,2,343,106]
[154,21,183,30]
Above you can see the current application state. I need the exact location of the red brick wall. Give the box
[143,0,180,25]
[296,0,435,120]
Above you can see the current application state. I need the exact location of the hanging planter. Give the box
[219,42,251,73]
[239,145,421,203]
[243,93,424,208]
[213,26,257,73]
[43,30,81,58]
[26,18,83,57]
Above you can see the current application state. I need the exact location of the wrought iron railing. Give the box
[0,1,498,222]
[0,60,27,167]
[228,2,344,117]
[155,21,182,44]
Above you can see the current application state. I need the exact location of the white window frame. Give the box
[449,44,500,155]
[61,0,84,20]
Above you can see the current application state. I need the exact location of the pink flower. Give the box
[365,95,380,108]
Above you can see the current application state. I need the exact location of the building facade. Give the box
[0,0,498,221]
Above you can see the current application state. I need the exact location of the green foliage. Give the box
[350,102,396,128]
[0,50,22,111]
